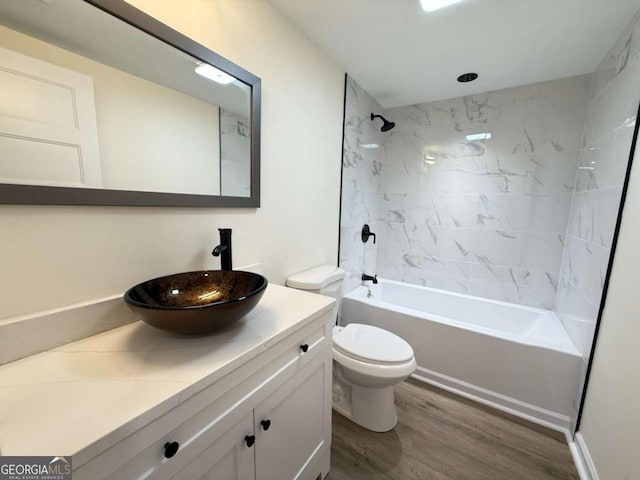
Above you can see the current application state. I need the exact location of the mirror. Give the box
[0,0,260,207]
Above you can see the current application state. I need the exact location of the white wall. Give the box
[577,140,640,480]
[576,10,640,480]
[0,25,222,195]
[0,0,344,321]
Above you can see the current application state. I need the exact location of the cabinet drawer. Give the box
[289,323,326,367]
[74,312,332,480]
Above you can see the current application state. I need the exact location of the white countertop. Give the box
[0,284,334,463]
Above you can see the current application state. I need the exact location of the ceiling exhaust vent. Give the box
[457,72,478,83]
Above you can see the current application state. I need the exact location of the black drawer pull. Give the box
[260,419,271,431]
[300,344,309,353]
[245,435,256,447]
[164,441,179,459]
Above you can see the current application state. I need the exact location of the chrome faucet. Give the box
[212,228,233,271]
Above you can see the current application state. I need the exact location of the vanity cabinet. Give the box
[175,356,328,480]
[73,310,333,480]
[254,358,327,480]
[172,412,255,480]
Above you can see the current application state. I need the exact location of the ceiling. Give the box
[268,0,640,107]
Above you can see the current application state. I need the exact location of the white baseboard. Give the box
[0,295,138,366]
[412,366,572,438]
[569,433,599,480]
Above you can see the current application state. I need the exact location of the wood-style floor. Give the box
[328,379,578,480]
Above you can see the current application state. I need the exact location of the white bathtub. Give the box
[341,279,582,433]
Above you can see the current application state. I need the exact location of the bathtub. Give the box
[341,279,582,433]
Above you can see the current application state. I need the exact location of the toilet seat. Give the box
[332,323,416,380]
[333,347,417,379]
[333,323,414,364]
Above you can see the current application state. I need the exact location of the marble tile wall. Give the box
[556,10,640,362]
[379,76,590,309]
[339,77,383,294]
[220,108,251,197]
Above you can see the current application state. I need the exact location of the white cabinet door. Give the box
[255,357,331,480]
[171,411,255,480]
[0,46,102,187]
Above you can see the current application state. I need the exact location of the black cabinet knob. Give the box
[260,419,271,431]
[300,344,309,353]
[245,435,256,447]
[164,441,179,459]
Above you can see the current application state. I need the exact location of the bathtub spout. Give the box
[362,273,378,284]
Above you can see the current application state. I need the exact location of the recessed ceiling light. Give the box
[195,63,234,85]
[420,0,465,12]
[466,133,492,141]
[360,143,380,149]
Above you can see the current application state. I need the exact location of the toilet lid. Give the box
[333,323,414,364]
[286,265,345,290]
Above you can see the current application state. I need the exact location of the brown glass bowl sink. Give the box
[124,270,268,334]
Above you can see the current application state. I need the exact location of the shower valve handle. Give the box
[361,224,376,244]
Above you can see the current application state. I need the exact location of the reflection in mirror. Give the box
[0,0,253,198]
[220,109,251,197]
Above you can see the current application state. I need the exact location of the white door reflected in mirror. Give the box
[0,46,102,188]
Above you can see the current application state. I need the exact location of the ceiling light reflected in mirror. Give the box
[195,63,235,84]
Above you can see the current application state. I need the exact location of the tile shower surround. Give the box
[377,76,590,309]
[556,10,640,360]
[339,76,383,295]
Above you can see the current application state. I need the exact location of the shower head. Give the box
[371,113,396,132]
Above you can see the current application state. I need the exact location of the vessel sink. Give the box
[124,270,268,334]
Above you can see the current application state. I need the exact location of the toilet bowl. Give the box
[286,265,416,432]
[332,324,416,432]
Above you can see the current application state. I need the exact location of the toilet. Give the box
[286,265,417,432]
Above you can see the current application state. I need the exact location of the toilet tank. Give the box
[286,265,345,299]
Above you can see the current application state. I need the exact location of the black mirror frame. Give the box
[0,0,261,208]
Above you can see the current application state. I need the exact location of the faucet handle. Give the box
[361,224,377,244]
